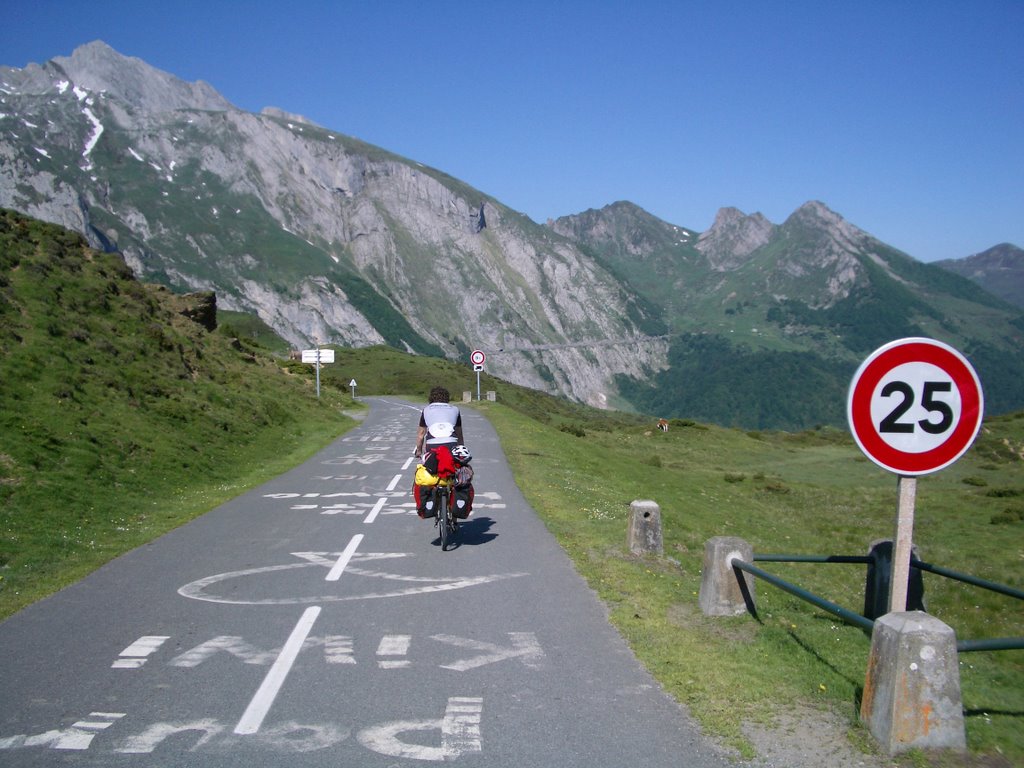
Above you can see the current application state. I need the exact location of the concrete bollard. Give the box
[486,390,496,401]
[463,391,472,403]
[860,611,966,754]
[698,537,754,616]
[627,500,663,556]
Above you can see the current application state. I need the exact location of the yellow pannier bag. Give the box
[415,464,439,486]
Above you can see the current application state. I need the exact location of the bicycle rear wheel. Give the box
[437,489,451,550]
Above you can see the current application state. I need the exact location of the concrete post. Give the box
[627,500,663,556]
[462,391,472,403]
[486,390,496,401]
[860,611,966,754]
[698,537,754,616]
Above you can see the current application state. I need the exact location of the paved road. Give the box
[0,398,732,767]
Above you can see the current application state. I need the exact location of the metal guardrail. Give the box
[733,553,1024,653]
[911,559,1024,601]
[733,558,875,632]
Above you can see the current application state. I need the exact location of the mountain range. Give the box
[2,41,1022,429]
[934,243,1024,310]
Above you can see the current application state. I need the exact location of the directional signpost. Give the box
[847,337,983,612]
[349,379,358,398]
[301,346,335,398]
[470,349,485,401]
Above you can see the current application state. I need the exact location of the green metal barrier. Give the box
[733,558,875,632]
[736,552,1024,653]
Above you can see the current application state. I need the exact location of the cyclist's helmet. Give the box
[451,444,472,463]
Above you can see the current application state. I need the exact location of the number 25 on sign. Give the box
[847,337,983,476]
[847,337,984,612]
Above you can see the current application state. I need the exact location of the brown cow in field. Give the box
[657,419,669,432]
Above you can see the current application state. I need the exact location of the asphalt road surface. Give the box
[0,397,734,767]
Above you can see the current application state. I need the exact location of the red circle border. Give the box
[848,340,983,475]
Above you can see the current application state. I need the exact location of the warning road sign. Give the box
[847,338,983,475]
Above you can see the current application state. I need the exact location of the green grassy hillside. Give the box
[563,203,1024,430]
[0,209,357,615]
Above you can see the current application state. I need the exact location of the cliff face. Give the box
[0,42,665,407]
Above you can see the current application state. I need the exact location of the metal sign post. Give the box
[847,337,983,613]
[470,350,486,401]
[349,379,357,398]
[300,346,335,399]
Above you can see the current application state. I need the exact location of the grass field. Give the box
[474,401,1024,766]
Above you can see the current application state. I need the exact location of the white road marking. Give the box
[169,637,276,667]
[434,632,546,671]
[376,634,411,669]
[112,635,170,668]
[322,454,386,466]
[264,492,371,499]
[234,606,321,735]
[326,535,364,581]
[356,697,483,761]
[296,551,409,565]
[116,719,224,753]
[323,635,356,664]
[114,718,347,754]
[386,473,403,491]
[0,712,126,751]
[177,552,527,605]
[443,697,485,756]
[363,498,386,525]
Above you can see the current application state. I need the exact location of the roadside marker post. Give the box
[470,350,485,401]
[847,337,983,612]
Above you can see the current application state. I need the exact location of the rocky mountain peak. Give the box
[968,242,1024,268]
[695,206,774,269]
[789,199,838,223]
[933,242,1024,308]
[779,200,877,262]
[548,201,670,255]
[784,200,858,238]
[46,40,234,113]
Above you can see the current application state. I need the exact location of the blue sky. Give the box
[2,1,1021,262]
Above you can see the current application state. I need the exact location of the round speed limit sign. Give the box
[470,349,486,366]
[847,338,983,475]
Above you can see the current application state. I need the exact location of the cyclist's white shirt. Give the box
[421,402,461,446]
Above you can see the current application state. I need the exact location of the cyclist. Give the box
[413,386,465,518]
[414,386,464,456]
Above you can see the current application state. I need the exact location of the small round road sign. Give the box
[470,349,486,366]
[847,338,983,475]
